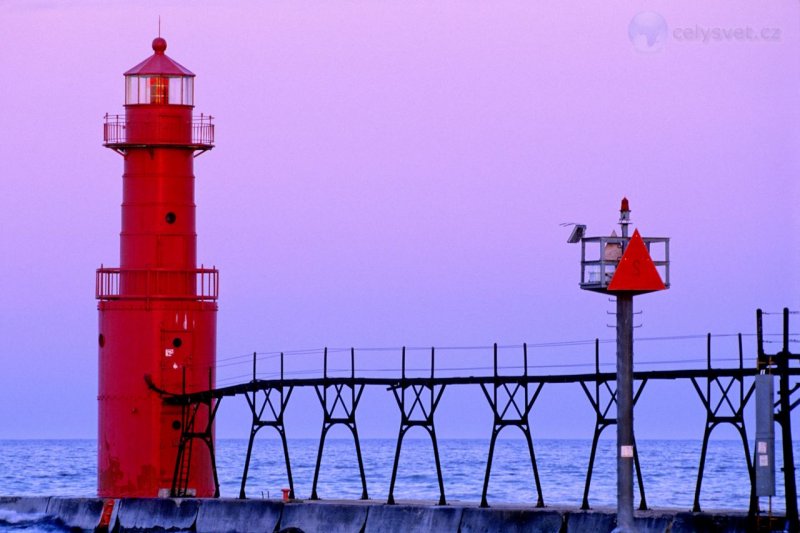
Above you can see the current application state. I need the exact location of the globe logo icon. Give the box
[628,12,668,53]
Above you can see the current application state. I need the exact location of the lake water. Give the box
[0,438,795,531]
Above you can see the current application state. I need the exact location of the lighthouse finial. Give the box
[152,34,167,54]
[153,17,167,53]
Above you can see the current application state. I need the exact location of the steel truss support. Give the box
[580,339,648,511]
[171,368,222,498]
[691,333,756,514]
[239,352,295,499]
[155,316,800,513]
[310,347,368,500]
[387,347,447,505]
[479,343,545,508]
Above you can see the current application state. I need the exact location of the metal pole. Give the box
[779,308,799,532]
[616,294,635,532]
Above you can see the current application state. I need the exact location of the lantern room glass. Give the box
[125,75,194,105]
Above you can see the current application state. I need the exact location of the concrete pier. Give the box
[0,496,783,532]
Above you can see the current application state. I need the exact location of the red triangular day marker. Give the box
[607,229,666,293]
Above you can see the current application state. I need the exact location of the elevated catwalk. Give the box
[152,309,800,525]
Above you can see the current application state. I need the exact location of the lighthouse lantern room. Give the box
[97,36,218,498]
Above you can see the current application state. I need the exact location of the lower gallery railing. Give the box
[96,267,219,301]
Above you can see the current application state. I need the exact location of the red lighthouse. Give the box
[97,36,217,498]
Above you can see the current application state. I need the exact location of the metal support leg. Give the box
[523,424,545,508]
[278,427,295,499]
[632,437,647,511]
[387,425,410,505]
[480,427,500,508]
[735,425,757,515]
[239,426,260,499]
[203,436,221,498]
[778,308,799,532]
[310,423,331,500]
[429,426,447,505]
[349,423,369,500]
[582,423,605,510]
[693,423,713,512]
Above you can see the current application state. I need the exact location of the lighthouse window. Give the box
[183,78,194,105]
[125,75,194,105]
[165,212,176,224]
[98,334,105,348]
[168,77,193,105]
[172,337,182,348]
[125,76,138,104]
[172,420,182,431]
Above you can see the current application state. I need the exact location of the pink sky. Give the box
[0,1,798,442]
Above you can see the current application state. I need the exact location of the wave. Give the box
[0,510,66,532]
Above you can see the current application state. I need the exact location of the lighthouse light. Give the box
[149,76,168,104]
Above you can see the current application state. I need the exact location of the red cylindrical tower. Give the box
[97,36,217,498]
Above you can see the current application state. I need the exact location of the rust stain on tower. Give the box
[96,36,217,498]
